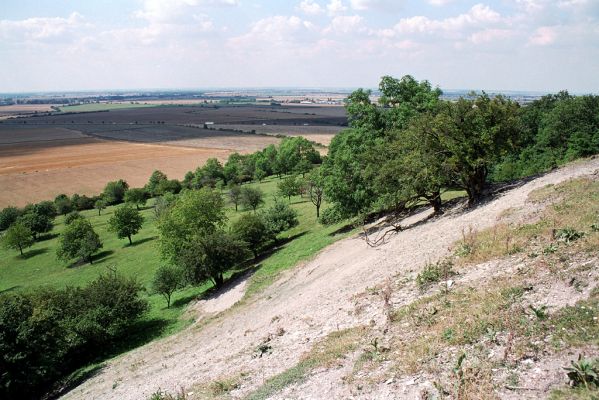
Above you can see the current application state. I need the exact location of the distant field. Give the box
[59,103,158,112]
[0,105,346,206]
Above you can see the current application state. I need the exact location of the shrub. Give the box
[319,206,344,225]
[64,211,84,225]
[232,213,272,258]
[416,259,455,290]
[240,187,264,212]
[152,265,184,308]
[56,218,102,264]
[0,206,20,231]
[261,201,299,235]
[554,227,585,244]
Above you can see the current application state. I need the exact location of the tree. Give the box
[146,170,169,196]
[157,188,226,260]
[124,188,147,210]
[436,94,521,204]
[156,179,182,195]
[154,193,176,221]
[240,187,264,212]
[64,211,84,225]
[199,158,225,187]
[307,170,324,218]
[229,184,242,211]
[56,218,102,264]
[94,198,107,216]
[54,194,73,215]
[151,265,184,308]
[277,137,321,175]
[71,194,94,211]
[108,205,144,245]
[18,212,53,240]
[0,206,20,231]
[2,223,33,256]
[232,213,272,258]
[261,201,299,236]
[33,201,57,219]
[103,180,129,205]
[176,230,249,288]
[277,175,301,201]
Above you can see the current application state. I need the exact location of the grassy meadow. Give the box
[0,176,354,347]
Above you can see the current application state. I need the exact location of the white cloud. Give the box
[134,0,239,24]
[297,0,323,15]
[391,4,502,35]
[324,15,365,34]
[428,0,453,6]
[327,0,347,15]
[468,28,513,44]
[349,0,403,11]
[528,26,557,45]
[0,12,88,42]
[228,15,318,51]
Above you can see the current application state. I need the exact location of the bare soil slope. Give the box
[63,158,599,400]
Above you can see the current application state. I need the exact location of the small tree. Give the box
[54,194,73,215]
[103,180,129,205]
[277,175,301,202]
[2,223,33,256]
[229,184,242,211]
[0,206,20,231]
[176,230,249,288]
[240,187,264,212]
[151,265,184,308]
[64,211,83,225]
[308,171,324,218]
[18,212,53,240]
[108,205,144,245]
[57,218,102,264]
[261,201,299,236]
[146,170,169,196]
[124,188,147,210]
[94,198,107,216]
[232,213,272,258]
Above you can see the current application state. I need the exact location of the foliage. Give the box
[108,205,144,245]
[157,188,226,261]
[56,218,103,264]
[416,259,455,290]
[564,355,598,389]
[33,201,58,219]
[54,194,73,215]
[232,213,272,258]
[151,265,184,308]
[17,211,53,240]
[261,201,299,235]
[554,228,585,244]
[307,169,324,218]
[240,186,264,211]
[0,272,147,399]
[94,198,107,215]
[146,170,169,196]
[176,230,249,287]
[154,193,177,221]
[124,188,148,209]
[103,179,129,205]
[1,222,34,256]
[0,206,20,231]
[64,211,84,225]
[229,184,242,211]
[277,175,301,201]
[318,206,345,226]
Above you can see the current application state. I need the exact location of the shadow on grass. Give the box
[66,250,115,268]
[47,363,106,400]
[0,285,21,294]
[37,233,59,242]
[127,236,156,247]
[20,248,48,259]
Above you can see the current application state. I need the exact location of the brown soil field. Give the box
[0,138,231,207]
[0,104,56,119]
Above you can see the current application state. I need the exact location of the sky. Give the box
[0,0,598,93]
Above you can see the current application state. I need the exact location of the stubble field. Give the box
[0,104,346,207]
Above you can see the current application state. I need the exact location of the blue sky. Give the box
[1,0,598,93]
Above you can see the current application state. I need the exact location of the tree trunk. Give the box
[316,204,320,218]
[466,167,488,206]
[427,191,443,215]
[128,235,132,245]
[165,293,171,308]
[98,209,101,216]
[213,273,224,288]
[235,203,238,212]
[252,248,258,259]
[18,244,23,256]
[88,255,93,264]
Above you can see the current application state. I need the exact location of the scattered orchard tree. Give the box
[64,211,84,225]
[229,184,242,211]
[151,265,184,308]
[277,175,301,201]
[124,188,147,210]
[240,187,264,212]
[261,201,299,236]
[56,218,102,264]
[307,170,324,218]
[17,212,53,240]
[232,213,272,258]
[103,179,129,205]
[1,222,34,256]
[94,198,107,216]
[54,194,73,215]
[146,170,169,196]
[108,205,144,245]
[0,206,20,231]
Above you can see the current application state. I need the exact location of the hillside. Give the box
[62,157,599,399]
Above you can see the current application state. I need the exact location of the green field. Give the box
[0,176,353,347]
[59,102,159,112]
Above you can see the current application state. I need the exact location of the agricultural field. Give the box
[58,103,158,113]
[0,104,56,119]
[0,105,346,207]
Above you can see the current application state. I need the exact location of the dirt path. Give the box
[62,158,599,400]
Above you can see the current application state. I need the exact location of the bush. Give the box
[0,272,147,399]
[232,213,272,258]
[0,206,20,231]
[64,211,84,225]
[240,187,264,211]
[152,265,184,308]
[416,259,455,290]
[56,218,102,264]
[17,211,53,240]
[318,206,344,225]
[261,201,299,235]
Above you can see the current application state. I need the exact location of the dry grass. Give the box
[453,178,599,266]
